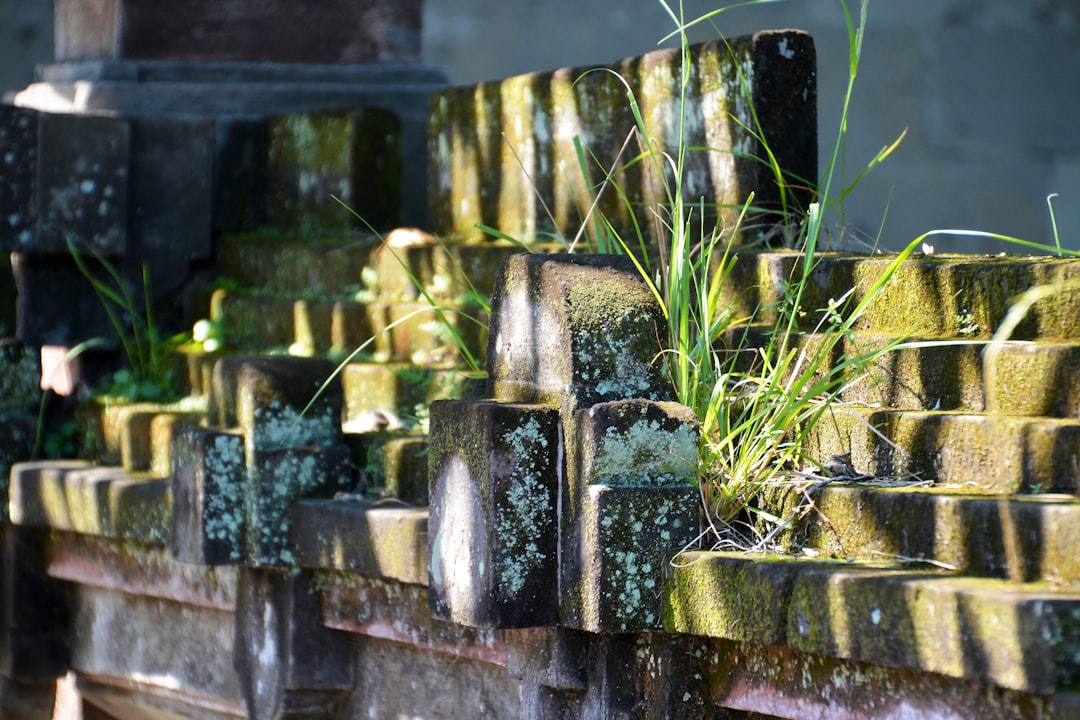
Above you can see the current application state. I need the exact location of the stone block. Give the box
[234,568,354,720]
[567,484,699,633]
[290,498,427,585]
[428,400,560,628]
[129,116,215,299]
[234,356,343,452]
[171,427,247,565]
[266,109,402,235]
[575,399,699,488]
[248,445,361,566]
[37,112,129,255]
[487,253,672,409]
[0,106,37,252]
[429,31,816,245]
[212,119,268,235]
[56,0,422,64]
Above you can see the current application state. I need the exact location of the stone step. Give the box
[723,252,1080,341]
[74,396,207,474]
[344,432,428,506]
[207,289,488,363]
[802,407,1080,494]
[9,460,171,544]
[665,551,1080,696]
[212,232,526,303]
[213,233,377,297]
[753,483,1080,584]
[340,362,482,425]
[742,327,1080,417]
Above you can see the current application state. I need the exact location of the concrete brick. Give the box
[247,445,360,567]
[568,484,699,633]
[428,400,560,628]
[171,427,247,565]
[290,498,427,585]
[487,253,672,409]
[429,30,816,245]
[234,568,353,720]
[266,109,402,235]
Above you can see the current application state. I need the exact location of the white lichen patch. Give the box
[587,416,697,487]
[202,433,246,561]
[493,416,554,596]
[250,400,338,449]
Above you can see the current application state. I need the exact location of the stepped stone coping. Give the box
[210,290,487,361]
[759,483,1080,584]
[429,30,816,245]
[341,362,481,424]
[291,498,427,585]
[665,550,1080,694]
[724,252,1080,340]
[9,461,170,544]
[805,407,1080,493]
[46,532,237,612]
[317,571,506,667]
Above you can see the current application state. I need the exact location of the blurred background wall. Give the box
[4,0,1078,252]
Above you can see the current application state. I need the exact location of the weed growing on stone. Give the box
[65,236,188,402]
[554,0,1077,547]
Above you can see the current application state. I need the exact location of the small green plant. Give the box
[66,236,188,402]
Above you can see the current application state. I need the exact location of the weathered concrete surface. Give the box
[487,253,672,409]
[53,0,423,64]
[172,428,246,565]
[428,401,560,628]
[429,31,816,246]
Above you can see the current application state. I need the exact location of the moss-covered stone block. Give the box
[575,399,699,488]
[341,362,478,423]
[248,445,360,566]
[267,109,402,235]
[291,498,428,585]
[568,484,699,632]
[487,254,672,409]
[664,551,801,644]
[214,233,376,296]
[428,400,560,628]
[171,427,247,565]
[787,569,1080,694]
[9,461,168,543]
[428,31,816,246]
[362,434,429,506]
[985,341,1080,417]
[234,356,342,452]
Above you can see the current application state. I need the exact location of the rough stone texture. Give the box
[234,356,342,452]
[247,446,360,566]
[35,111,129,255]
[291,499,427,585]
[575,399,699,487]
[172,427,247,565]
[0,107,37,252]
[234,568,353,720]
[758,484,1080,584]
[266,109,402,235]
[429,31,816,245]
[54,0,423,64]
[67,585,242,715]
[9,461,170,543]
[487,253,672,409]
[428,400,560,628]
[569,484,699,633]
